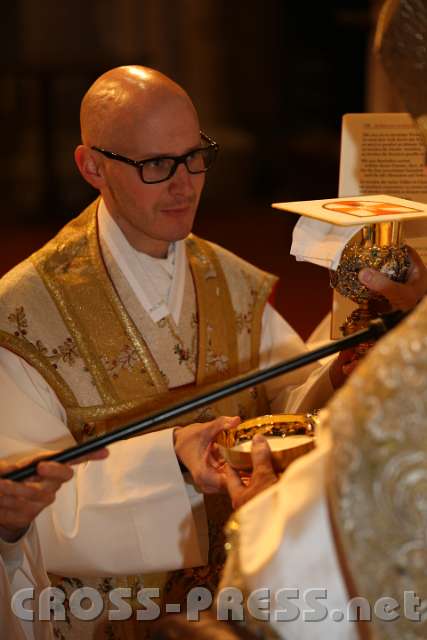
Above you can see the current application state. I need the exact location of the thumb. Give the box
[251,434,276,476]
[223,462,244,494]
[358,268,415,308]
[358,268,393,294]
[36,460,74,483]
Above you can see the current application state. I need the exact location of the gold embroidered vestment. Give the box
[0,200,276,639]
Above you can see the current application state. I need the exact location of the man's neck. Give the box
[99,199,171,258]
[113,219,170,258]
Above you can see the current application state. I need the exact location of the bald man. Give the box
[0,66,337,639]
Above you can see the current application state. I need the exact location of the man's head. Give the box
[75,66,212,257]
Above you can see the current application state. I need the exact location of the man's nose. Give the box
[168,161,193,192]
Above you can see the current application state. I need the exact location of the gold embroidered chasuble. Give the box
[0,200,277,638]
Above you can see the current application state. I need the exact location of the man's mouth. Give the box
[160,200,194,215]
[162,205,189,213]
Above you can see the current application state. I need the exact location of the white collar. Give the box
[97,199,186,324]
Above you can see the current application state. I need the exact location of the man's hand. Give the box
[358,246,427,311]
[223,434,278,510]
[329,345,371,390]
[0,449,109,543]
[174,416,240,494]
[330,247,427,389]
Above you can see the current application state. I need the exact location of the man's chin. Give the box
[165,226,193,243]
[161,213,196,240]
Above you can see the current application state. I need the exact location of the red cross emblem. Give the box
[322,200,422,218]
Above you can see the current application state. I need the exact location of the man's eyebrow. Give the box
[136,139,203,160]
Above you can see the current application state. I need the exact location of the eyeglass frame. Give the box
[91,131,218,184]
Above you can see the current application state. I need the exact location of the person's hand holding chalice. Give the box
[329,219,427,388]
[273,195,427,390]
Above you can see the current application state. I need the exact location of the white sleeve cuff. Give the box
[37,429,206,576]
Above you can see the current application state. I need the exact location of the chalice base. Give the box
[340,299,392,337]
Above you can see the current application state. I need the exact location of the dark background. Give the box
[0,0,375,338]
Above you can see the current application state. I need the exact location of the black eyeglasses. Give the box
[91,132,218,184]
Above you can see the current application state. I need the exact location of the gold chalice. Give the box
[330,221,410,336]
[216,413,318,474]
[271,195,427,338]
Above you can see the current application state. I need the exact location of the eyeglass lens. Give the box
[142,147,216,183]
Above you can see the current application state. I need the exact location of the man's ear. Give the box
[74,145,105,189]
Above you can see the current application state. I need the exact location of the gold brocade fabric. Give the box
[0,200,276,435]
[216,518,280,640]
[326,297,427,640]
[0,199,277,639]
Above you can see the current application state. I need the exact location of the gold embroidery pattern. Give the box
[87,209,168,395]
[101,344,143,379]
[173,343,191,364]
[186,236,239,384]
[0,330,79,410]
[235,272,261,336]
[32,221,120,406]
[158,316,196,377]
[249,275,275,370]
[35,337,79,368]
[8,306,81,369]
[206,323,229,373]
[31,202,169,409]
[190,311,199,364]
[8,306,28,337]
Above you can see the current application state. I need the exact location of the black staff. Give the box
[3,310,406,482]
